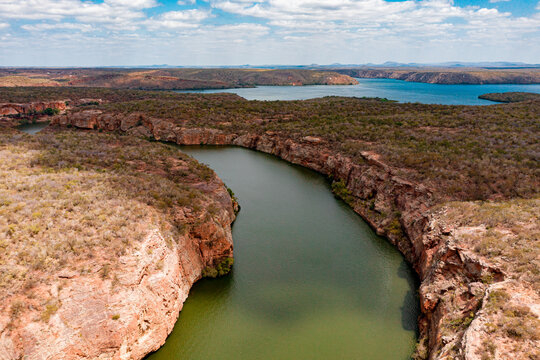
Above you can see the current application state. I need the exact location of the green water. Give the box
[146,146,419,360]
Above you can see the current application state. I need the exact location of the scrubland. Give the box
[0,128,218,305]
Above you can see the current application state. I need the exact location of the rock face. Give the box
[0,101,67,116]
[0,128,237,360]
[1,224,234,360]
[50,111,538,359]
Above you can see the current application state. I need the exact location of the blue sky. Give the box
[0,0,538,66]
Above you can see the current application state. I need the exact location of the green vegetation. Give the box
[226,187,237,202]
[331,180,353,202]
[479,92,540,103]
[95,93,538,202]
[0,86,243,103]
[202,257,234,278]
[42,107,60,116]
[2,87,538,202]
[0,84,538,358]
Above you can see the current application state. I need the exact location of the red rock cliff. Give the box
[0,101,67,116]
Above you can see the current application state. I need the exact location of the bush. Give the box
[331,180,353,202]
[43,107,60,116]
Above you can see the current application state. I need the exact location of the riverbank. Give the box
[0,128,237,359]
[49,98,539,359]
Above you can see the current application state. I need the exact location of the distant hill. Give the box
[330,67,540,85]
[311,62,540,69]
[0,68,357,90]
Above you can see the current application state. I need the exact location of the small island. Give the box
[478,92,540,103]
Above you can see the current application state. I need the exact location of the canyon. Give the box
[0,91,538,359]
[48,109,539,359]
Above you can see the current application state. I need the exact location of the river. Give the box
[146,146,419,360]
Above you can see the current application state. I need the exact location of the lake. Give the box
[177,78,540,105]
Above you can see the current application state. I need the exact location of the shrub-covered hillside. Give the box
[2,87,538,201]
[0,127,220,299]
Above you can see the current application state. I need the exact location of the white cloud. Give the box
[0,0,157,27]
[22,22,93,32]
[145,9,211,29]
[0,0,538,65]
[211,0,539,43]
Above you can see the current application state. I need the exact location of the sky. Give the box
[0,0,539,66]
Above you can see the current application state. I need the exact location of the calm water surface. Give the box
[147,146,419,360]
[16,122,49,134]
[178,78,540,104]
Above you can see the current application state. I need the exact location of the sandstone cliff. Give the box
[50,110,539,359]
[0,101,67,116]
[0,129,236,360]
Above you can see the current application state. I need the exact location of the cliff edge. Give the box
[0,128,236,359]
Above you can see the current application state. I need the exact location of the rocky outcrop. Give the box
[1,222,234,360]
[51,111,526,359]
[0,101,67,116]
[0,128,237,360]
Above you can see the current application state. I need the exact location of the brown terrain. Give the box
[333,67,540,84]
[0,68,357,90]
[0,126,237,359]
[0,89,538,359]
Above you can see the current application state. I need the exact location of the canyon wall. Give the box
[0,127,237,360]
[50,111,519,359]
